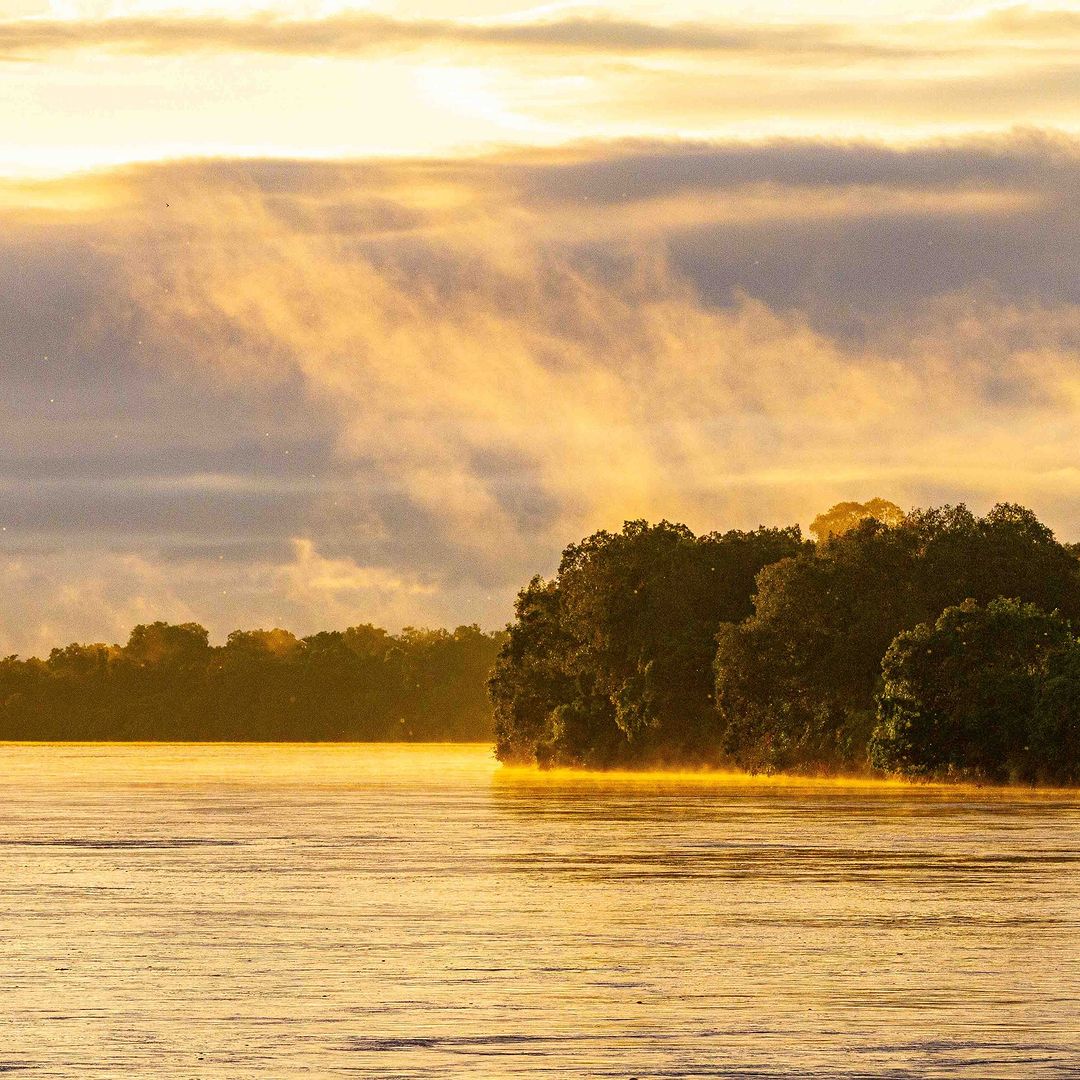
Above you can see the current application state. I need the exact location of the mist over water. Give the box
[2,743,1078,1077]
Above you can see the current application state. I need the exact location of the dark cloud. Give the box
[83,131,1080,207]
[133,135,1078,332]
[500,134,1080,202]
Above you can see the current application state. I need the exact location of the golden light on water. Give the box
[7,740,1079,795]
[2,743,1078,1076]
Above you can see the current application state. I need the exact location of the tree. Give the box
[223,628,300,658]
[490,578,562,763]
[299,626,391,739]
[123,621,210,668]
[871,598,1077,784]
[491,520,806,767]
[211,628,302,739]
[809,498,905,542]
[392,625,507,740]
[1031,645,1080,784]
[0,619,505,741]
[714,504,1080,773]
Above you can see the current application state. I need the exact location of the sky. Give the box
[0,0,1078,653]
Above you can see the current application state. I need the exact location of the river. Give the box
[1,743,1078,1077]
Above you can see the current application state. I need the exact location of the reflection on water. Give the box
[1,743,1078,1078]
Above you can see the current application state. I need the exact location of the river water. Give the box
[1,743,1078,1078]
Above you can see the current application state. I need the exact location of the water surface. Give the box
[1,743,1078,1077]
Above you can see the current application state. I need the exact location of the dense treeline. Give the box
[491,503,1080,784]
[0,622,505,740]
[491,520,808,766]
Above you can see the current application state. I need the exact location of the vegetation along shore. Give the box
[0,624,504,741]
[491,501,1080,785]
[5,499,1078,785]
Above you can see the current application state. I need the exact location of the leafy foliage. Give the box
[0,621,506,741]
[871,599,1079,784]
[494,501,1080,783]
[809,498,905,541]
[490,520,807,767]
[713,504,1080,773]
[490,576,578,764]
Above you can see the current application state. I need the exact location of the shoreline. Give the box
[497,763,1080,794]
[2,741,1075,793]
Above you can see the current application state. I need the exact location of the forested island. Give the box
[0,623,504,740]
[490,502,1080,785]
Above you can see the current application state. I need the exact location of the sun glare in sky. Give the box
[2,0,1079,174]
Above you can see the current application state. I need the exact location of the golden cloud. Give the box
[0,139,1076,650]
[0,7,1076,64]
[99,150,1079,552]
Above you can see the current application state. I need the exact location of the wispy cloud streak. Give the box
[0,7,1076,62]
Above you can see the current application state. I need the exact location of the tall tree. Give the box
[809,498,905,541]
[714,504,1080,773]
[871,598,1077,784]
[492,520,806,766]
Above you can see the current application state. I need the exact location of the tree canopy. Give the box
[808,498,905,541]
[0,621,505,741]
[713,503,1080,774]
[490,519,807,767]
[493,502,1080,783]
[871,598,1080,784]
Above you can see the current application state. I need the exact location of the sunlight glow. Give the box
[1,1,1076,174]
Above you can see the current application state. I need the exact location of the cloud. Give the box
[116,140,1080,523]
[499,134,1080,204]
[281,538,436,603]
[0,6,1077,64]
[0,11,972,63]
[3,6,1077,167]
[0,135,1077,652]
[588,59,1080,136]
[0,550,201,657]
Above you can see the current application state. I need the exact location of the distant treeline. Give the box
[0,623,505,741]
[490,502,1080,785]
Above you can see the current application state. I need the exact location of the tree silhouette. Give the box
[0,621,506,741]
[871,598,1079,784]
[494,500,1080,781]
